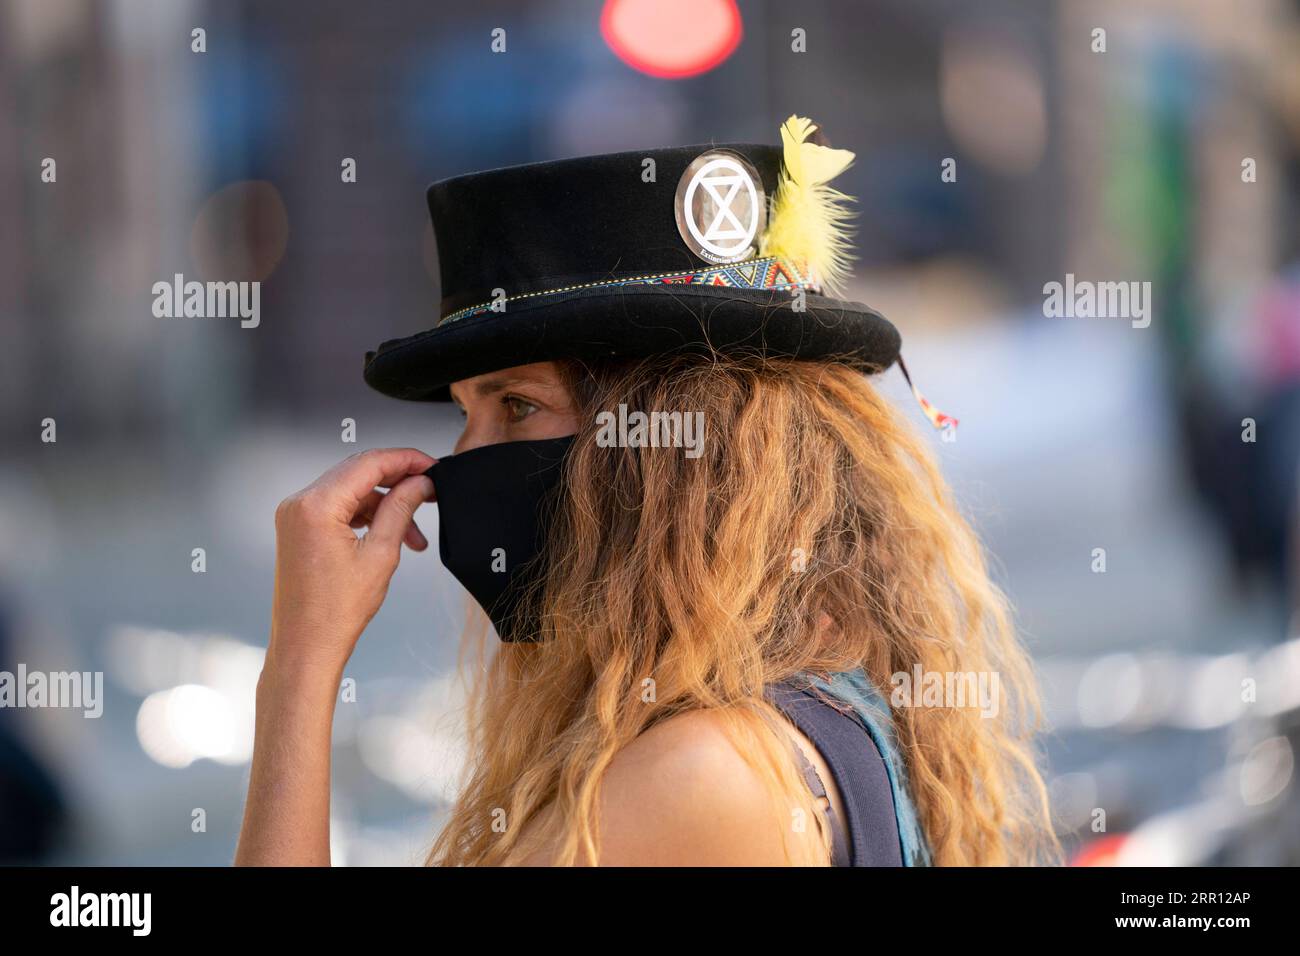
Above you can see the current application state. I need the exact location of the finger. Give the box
[405,520,429,552]
[348,489,387,529]
[366,474,435,555]
[317,448,437,523]
[348,489,427,550]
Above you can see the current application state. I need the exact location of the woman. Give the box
[236,117,1057,866]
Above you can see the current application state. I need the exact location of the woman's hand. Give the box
[269,447,436,671]
[236,447,436,867]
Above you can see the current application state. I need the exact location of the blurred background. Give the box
[1,0,1299,865]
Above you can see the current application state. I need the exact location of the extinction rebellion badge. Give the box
[674,149,766,265]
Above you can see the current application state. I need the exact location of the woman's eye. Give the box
[504,396,538,422]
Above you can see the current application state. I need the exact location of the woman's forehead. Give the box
[448,362,568,402]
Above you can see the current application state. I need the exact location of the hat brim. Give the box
[363,284,901,402]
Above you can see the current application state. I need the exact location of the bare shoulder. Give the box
[591,708,810,866]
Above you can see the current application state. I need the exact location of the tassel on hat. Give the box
[898,355,958,433]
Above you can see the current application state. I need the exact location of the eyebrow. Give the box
[450,374,549,404]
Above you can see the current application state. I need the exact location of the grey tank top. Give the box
[766,676,907,866]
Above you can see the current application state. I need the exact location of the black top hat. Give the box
[363,116,901,402]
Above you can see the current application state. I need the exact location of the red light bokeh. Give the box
[601,0,743,79]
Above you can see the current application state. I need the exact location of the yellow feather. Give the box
[759,115,856,295]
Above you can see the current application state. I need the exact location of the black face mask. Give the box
[426,435,575,642]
